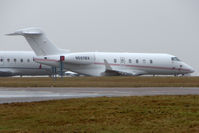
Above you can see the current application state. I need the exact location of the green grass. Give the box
[0,95,199,133]
[0,76,199,87]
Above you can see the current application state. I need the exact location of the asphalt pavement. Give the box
[0,87,199,103]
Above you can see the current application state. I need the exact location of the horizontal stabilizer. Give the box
[6,28,42,36]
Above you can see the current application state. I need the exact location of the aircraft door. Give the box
[171,60,176,69]
[171,57,182,72]
[171,58,178,70]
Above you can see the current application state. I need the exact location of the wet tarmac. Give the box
[0,87,199,103]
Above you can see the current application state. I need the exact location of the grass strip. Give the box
[0,76,199,87]
[0,95,199,133]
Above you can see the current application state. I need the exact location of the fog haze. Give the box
[0,0,199,75]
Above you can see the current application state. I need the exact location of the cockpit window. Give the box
[171,57,180,61]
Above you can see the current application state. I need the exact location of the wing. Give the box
[103,59,146,76]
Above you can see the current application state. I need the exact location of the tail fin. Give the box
[7,27,69,56]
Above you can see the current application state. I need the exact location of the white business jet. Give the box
[7,28,194,76]
[0,51,52,76]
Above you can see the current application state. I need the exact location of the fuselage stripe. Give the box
[32,58,191,72]
[94,62,191,72]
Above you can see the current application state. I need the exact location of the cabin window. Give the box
[136,59,139,64]
[143,59,146,64]
[27,59,30,62]
[0,59,3,62]
[129,59,132,63]
[150,60,153,64]
[114,59,116,63]
[14,59,17,62]
[7,58,10,62]
[20,59,23,63]
[44,57,47,59]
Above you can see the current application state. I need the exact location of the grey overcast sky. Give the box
[0,0,199,75]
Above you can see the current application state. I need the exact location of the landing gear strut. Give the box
[51,66,57,80]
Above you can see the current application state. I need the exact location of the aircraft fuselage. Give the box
[34,52,194,76]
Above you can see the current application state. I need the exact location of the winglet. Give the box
[104,59,112,70]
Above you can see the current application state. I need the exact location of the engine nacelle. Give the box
[34,53,95,67]
[33,55,60,67]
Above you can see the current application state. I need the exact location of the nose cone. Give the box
[189,66,195,73]
[184,63,195,73]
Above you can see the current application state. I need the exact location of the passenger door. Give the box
[171,57,181,71]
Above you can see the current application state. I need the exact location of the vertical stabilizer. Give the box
[7,27,68,56]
